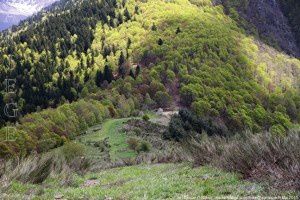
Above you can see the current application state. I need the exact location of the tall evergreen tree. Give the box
[158,38,164,45]
[119,51,126,66]
[129,69,135,79]
[104,65,113,83]
[118,13,123,24]
[118,52,127,78]
[124,8,131,21]
[95,70,104,87]
[135,65,141,77]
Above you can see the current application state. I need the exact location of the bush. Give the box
[165,109,228,141]
[127,138,139,151]
[154,91,172,108]
[192,131,300,190]
[164,114,187,141]
[136,141,151,153]
[127,138,151,153]
[62,142,85,162]
[142,114,150,121]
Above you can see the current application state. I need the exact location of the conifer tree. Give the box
[118,13,123,24]
[95,70,104,87]
[176,27,181,34]
[135,65,141,77]
[119,51,126,66]
[129,69,135,79]
[134,5,139,14]
[151,23,157,31]
[158,38,164,45]
[124,8,131,21]
[104,65,113,83]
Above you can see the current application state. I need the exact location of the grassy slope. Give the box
[77,118,137,161]
[3,117,296,199]
[6,163,279,199]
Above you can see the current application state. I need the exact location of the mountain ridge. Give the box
[0,0,58,30]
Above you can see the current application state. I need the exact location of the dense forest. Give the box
[0,0,118,124]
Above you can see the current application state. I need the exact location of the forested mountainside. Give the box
[0,0,299,158]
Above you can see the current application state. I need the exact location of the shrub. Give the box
[127,138,139,151]
[165,114,187,141]
[62,142,85,162]
[127,138,151,153]
[165,109,228,141]
[192,100,211,117]
[4,154,54,184]
[136,141,151,153]
[270,124,286,136]
[154,91,172,108]
[142,114,150,121]
[192,131,300,190]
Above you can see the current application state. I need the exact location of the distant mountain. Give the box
[0,0,58,30]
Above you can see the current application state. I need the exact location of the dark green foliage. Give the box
[137,141,151,153]
[118,52,127,78]
[135,65,141,77]
[165,109,227,141]
[119,51,126,67]
[154,91,171,108]
[134,5,140,14]
[176,27,181,34]
[127,38,132,49]
[127,137,151,153]
[129,69,135,79]
[157,38,163,45]
[165,114,187,141]
[151,23,157,31]
[118,13,124,24]
[95,70,104,87]
[124,8,131,21]
[142,114,150,121]
[104,65,113,83]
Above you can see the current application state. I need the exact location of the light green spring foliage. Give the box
[91,0,300,133]
[0,94,137,158]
